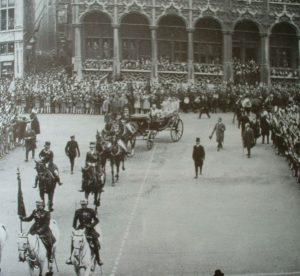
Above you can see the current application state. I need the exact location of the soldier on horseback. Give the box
[79,142,100,192]
[66,199,103,266]
[33,141,62,188]
[20,201,55,264]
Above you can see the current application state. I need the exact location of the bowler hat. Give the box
[70,135,75,139]
[89,142,95,147]
[196,137,200,142]
[45,141,51,146]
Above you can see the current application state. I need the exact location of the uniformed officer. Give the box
[20,201,55,263]
[37,141,62,186]
[79,142,98,192]
[65,135,80,174]
[66,199,103,266]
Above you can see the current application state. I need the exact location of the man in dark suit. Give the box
[65,135,80,174]
[192,137,205,178]
[243,123,255,158]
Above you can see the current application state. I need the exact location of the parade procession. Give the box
[1,0,300,275]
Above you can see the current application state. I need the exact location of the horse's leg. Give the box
[28,263,35,276]
[110,159,115,186]
[48,192,54,212]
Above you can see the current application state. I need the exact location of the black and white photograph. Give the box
[0,0,300,275]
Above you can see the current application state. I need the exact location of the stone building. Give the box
[0,0,24,78]
[70,0,300,85]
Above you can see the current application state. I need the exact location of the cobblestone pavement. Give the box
[0,113,300,276]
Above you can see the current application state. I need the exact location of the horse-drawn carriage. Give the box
[129,111,184,150]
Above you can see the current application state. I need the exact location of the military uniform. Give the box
[72,207,102,265]
[65,137,80,174]
[21,209,55,262]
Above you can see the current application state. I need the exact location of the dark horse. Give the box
[34,161,56,212]
[82,160,105,207]
[108,135,127,186]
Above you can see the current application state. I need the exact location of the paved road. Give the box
[0,113,300,276]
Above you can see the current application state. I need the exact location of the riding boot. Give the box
[93,240,103,266]
[56,176,63,186]
[47,245,53,263]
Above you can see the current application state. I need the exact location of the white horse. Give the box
[71,227,104,276]
[18,220,59,276]
[0,223,7,274]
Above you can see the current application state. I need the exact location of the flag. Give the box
[17,169,26,217]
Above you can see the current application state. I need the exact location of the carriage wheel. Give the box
[170,119,184,142]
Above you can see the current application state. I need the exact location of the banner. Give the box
[17,169,26,218]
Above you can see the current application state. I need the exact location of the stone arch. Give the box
[81,11,113,61]
[79,10,113,25]
[193,17,223,64]
[270,21,299,70]
[193,16,224,32]
[156,13,188,29]
[157,14,188,64]
[120,12,151,62]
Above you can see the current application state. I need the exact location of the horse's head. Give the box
[18,233,29,262]
[71,229,86,258]
[35,161,47,174]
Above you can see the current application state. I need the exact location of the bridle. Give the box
[18,235,40,265]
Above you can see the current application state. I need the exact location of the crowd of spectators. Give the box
[121,58,152,70]
[233,58,260,85]
[157,57,188,72]
[271,68,298,78]
[83,59,113,70]
[194,63,223,75]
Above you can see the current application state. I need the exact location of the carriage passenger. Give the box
[20,201,55,264]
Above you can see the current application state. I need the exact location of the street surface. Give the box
[0,113,300,276]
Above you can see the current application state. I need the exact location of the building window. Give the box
[0,42,14,54]
[0,60,14,77]
[0,0,14,31]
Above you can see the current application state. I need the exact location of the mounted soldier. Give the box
[66,199,103,266]
[20,201,56,264]
[33,141,62,188]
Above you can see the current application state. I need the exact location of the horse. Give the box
[82,162,105,207]
[0,224,7,274]
[18,220,59,276]
[34,161,57,212]
[117,121,138,156]
[107,135,127,186]
[71,229,96,276]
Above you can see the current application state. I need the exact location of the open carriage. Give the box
[129,112,184,150]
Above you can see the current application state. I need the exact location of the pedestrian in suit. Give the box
[243,123,255,158]
[192,137,205,178]
[65,135,80,174]
[209,117,226,151]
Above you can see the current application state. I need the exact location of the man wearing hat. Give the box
[66,199,103,266]
[78,142,98,192]
[243,123,255,158]
[192,137,205,178]
[37,141,62,186]
[20,201,55,264]
[65,135,80,174]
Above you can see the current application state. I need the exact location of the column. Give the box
[260,32,270,85]
[74,23,83,80]
[187,28,194,82]
[223,30,233,82]
[113,24,121,80]
[150,26,158,80]
[298,36,300,85]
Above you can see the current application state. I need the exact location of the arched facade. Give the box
[71,0,300,84]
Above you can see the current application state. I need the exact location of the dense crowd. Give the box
[0,66,299,183]
[233,58,260,85]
